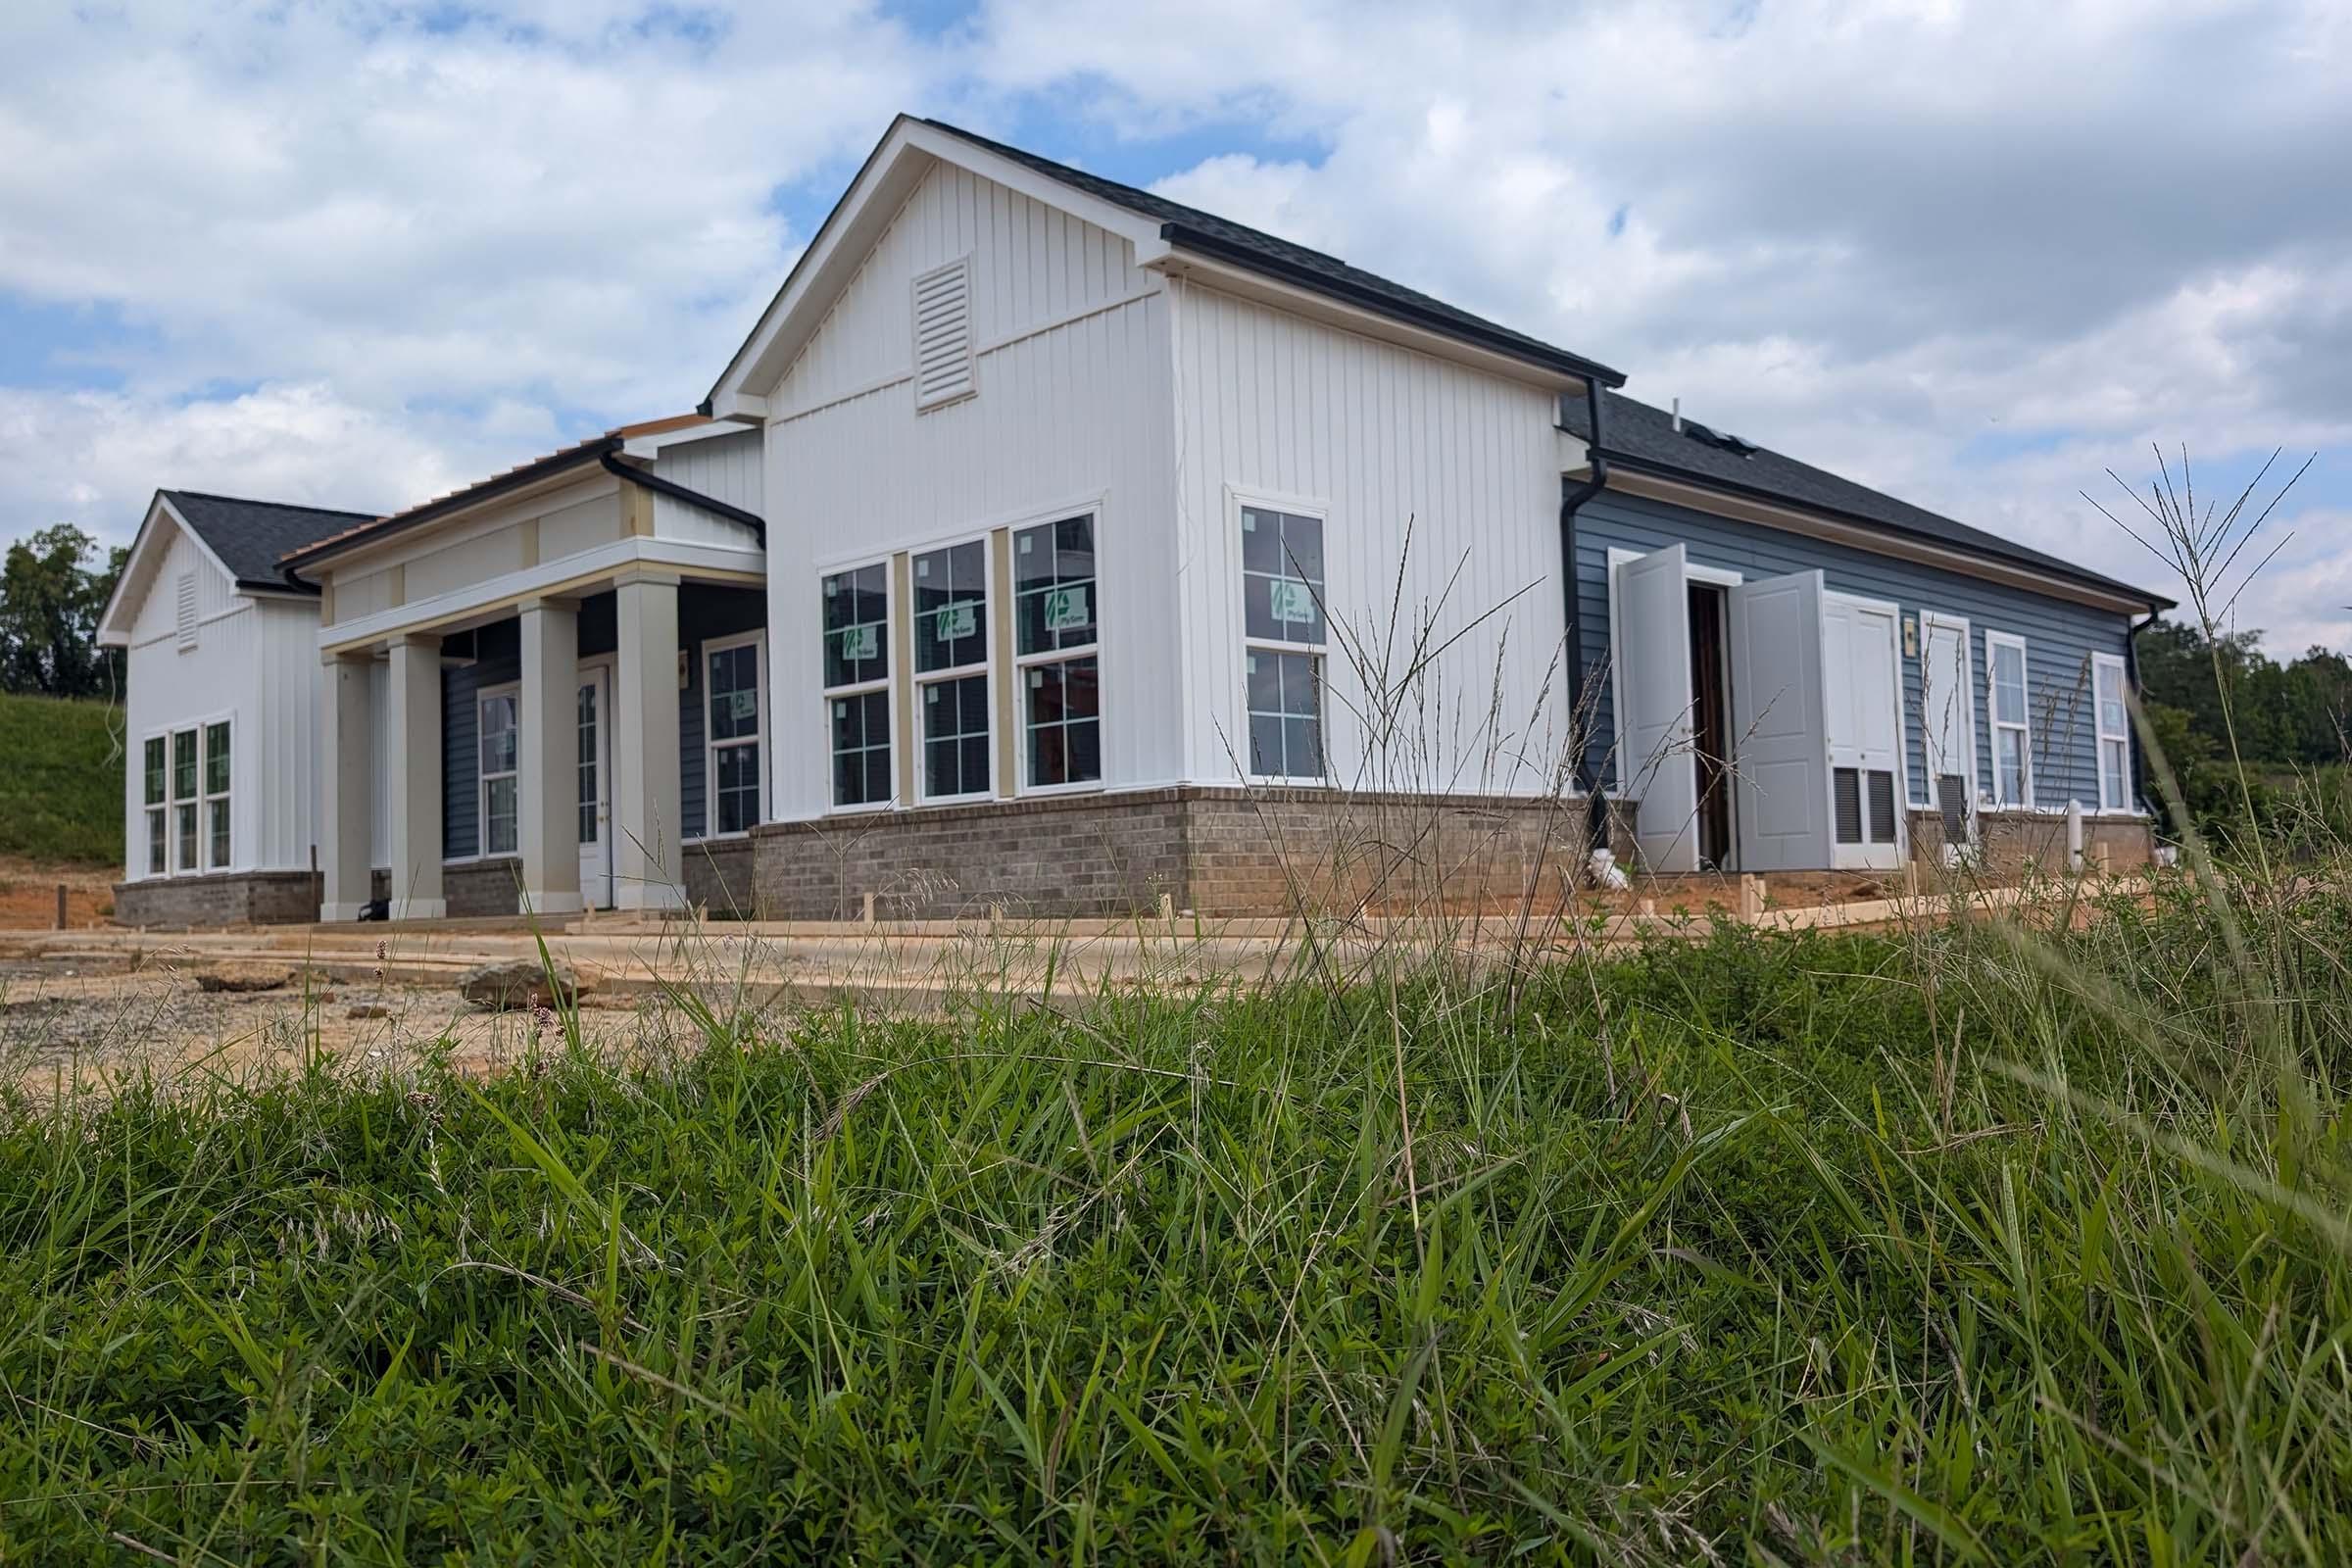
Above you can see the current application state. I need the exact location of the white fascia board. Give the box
[98,495,242,646]
[708,116,1165,409]
[318,535,765,655]
[1609,469,2152,615]
[1144,248,1587,394]
[619,418,750,462]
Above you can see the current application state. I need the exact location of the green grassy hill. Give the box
[0,692,123,866]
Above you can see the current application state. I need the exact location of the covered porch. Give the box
[289,417,770,923]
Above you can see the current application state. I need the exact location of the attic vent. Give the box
[911,257,976,411]
[174,571,198,652]
[1681,419,1758,458]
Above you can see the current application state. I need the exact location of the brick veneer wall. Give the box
[680,838,760,919]
[113,869,320,928]
[1907,809,2154,874]
[750,788,1631,921]
[445,858,522,918]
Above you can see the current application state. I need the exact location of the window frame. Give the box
[820,559,896,815]
[475,683,521,859]
[2092,650,2132,814]
[1011,511,1104,797]
[1232,490,1333,787]
[202,718,232,871]
[911,531,998,806]
[1984,629,2034,809]
[141,733,169,879]
[144,713,232,877]
[701,630,767,840]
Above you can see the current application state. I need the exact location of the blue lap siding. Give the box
[439,585,765,860]
[1572,490,2142,814]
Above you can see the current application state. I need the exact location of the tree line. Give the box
[2134,617,2352,839]
[0,525,126,700]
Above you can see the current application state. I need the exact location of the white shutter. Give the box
[174,571,199,651]
[911,258,976,410]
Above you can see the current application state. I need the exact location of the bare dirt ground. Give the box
[0,859,114,930]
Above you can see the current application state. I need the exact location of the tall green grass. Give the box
[0,863,2347,1562]
[0,691,122,865]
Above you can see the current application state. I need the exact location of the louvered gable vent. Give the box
[174,571,199,652]
[911,258,975,410]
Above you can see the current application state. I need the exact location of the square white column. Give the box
[518,597,584,917]
[386,633,447,920]
[613,572,686,911]
[318,652,374,921]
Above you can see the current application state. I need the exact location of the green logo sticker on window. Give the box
[1267,578,1318,627]
[839,624,879,662]
[728,691,758,722]
[934,603,977,641]
[1043,585,1091,631]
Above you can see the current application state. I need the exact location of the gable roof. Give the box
[1560,393,2175,612]
[916,120,1627,390]
[158,491,379,594]
[705,115,1624,414]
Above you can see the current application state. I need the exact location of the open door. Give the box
[1823,594,1906,870]
[1729,569,1831,872]
[1615,544,1699,872]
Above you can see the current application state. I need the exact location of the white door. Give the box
[576,666,613,908]
[1615,545,1700,872]
[1919,614,1977,844]
[1729,569,1832,872]
[1823,595,1906,870]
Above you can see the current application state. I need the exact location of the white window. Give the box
[1014,514,1101,790]
[704,632,765,836]
[911,257,976,411]
[1240,505,1327,781]
[202,719,231,869]
[823,563,893,808]
[142,735,167,877]
[2093,652,2131,812]
[914,538,993,802]
[1986,631,2032,808]
[477,687,518,857]
[171,728,199,871]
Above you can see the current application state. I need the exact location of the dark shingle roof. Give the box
[922,119,1626,390]
[160,491,380,593]
[1559,394,2174,610]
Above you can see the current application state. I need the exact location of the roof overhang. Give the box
[97,494,242,647]
[707,116,1165,416]
[1592,460,2174,615]
[282,440,616,577]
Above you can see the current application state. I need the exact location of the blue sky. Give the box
[1,0,2346,651]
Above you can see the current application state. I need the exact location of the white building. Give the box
[112,115,2170,927]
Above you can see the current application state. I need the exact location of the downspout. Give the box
[1559,377,1612,849]
[2125,607,2161,822]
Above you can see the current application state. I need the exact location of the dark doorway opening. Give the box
[1688,582,1735,870]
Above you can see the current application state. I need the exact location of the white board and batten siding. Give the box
[1167,279,1575,796]
[121,520,322,879]
[760,158,1182,820]
[649,429,764,548]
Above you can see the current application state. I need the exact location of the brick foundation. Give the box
[680,838,760,918]
[445,858,522,918]
[750,787,1632,921]
[112,869,321,928]
[1908,809,2154,875]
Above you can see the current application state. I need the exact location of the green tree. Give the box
[0,525,125,699]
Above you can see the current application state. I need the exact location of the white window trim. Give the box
[475,683,520,859]
[1012,511,1105,798]
[142,711,234,878]
[1232,489,1334,787]
[2091,651,2133,814]
[912,531,998,806]
[1602,546,1743,798]
[821,559,897,816]
[200,717,232,871]
[1984,629,2033,809]
[700,630,767,840]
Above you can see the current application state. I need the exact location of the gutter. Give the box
[1558,378,1612,843]
[599,453,766,545]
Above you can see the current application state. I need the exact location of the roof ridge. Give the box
[163,487,378,519]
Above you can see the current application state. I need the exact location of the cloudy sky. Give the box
[2,0,2344,649]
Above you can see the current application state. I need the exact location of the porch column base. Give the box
[614,882,689,913]
[520,890,587,917]
[320,902,369,923]
[389,898,448,921]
